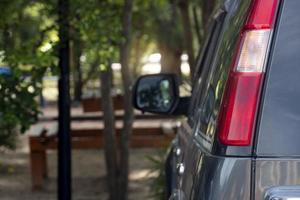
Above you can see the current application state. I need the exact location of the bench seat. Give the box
[28,120,177,189]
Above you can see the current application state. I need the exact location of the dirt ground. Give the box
[0,134,162,200]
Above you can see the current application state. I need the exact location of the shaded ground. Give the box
[0,134,162,200]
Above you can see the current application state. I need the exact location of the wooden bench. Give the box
[82,95,123,112]
[29,121,177,189]
[39,112,177,122]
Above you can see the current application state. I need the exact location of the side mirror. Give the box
[133,74,180,114]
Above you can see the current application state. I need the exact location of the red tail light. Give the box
[218,0,278,146]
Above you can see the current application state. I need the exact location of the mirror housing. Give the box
[133,73,189,115]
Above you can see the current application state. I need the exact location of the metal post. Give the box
[58,0,71,199]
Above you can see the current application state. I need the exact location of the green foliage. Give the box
[0,0,125,149]
[132,0,183,51]
[0,69,39,149]
[147,149,168,200]
[69,0,123,82]
[0,0,56,149]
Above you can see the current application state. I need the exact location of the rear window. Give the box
[256,0,300,156]
[188,17,221,126]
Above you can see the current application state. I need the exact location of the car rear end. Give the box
[168,0,300,199]
[254,0,300,199]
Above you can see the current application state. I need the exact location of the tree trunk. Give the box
[100,63,119,200]
[73,40,83,102]
[159,43,182,76]
[82,57,100,87]
[119,0,134,199]
[178,0,195,77]
[2,24,14,56]
[69,25,83,103]
[131,34,142,80]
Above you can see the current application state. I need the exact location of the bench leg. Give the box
[41,150,48,179]
[30,149,47,190]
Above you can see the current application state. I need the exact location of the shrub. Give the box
[147,149,168,200]
[0,68,39,149]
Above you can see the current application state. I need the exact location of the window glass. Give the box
[188,12,224,126]
[193,2,251,150]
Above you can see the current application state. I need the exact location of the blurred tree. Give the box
[178,0,195,76]
[0,0,57,148]
[179,0,216,80]
[0,70,39,149]
[152,0,183,76]
[70,27,83,103]
[129,0,216,79]
[69,1,134,199]
[130,1,155,79]
[130,0,184,76]
[119,0,134,199]
[100,62,119,200]
[69,0,123,99]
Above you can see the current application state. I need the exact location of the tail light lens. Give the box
[218,0,278,146]
[237,30,271,72]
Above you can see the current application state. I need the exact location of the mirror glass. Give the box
[136,75,175,113]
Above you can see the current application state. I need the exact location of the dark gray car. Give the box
[133,0,300,199]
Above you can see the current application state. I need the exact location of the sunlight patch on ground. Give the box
[0,178,23,188]
[129,169,158,181]
[0,157,27,166]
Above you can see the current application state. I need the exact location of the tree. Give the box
[70,28,83,103]
[178,0,195,76]
[100,62,119,200]
[69,1,133,199]
[0,0,57,149]
[0,69,39,149]
[153,0,184,76]
[119,0,134,199]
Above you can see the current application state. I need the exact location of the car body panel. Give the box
[255,159,300,199]
[264,185,300,200]
[185,142,252,200]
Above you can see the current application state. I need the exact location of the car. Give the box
[132,0,300,199]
